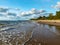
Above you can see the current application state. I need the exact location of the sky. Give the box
[0,0,60,20]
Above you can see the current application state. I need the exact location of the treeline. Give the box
[31,11,60,20]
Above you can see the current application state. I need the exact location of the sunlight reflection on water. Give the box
[0,21,38,45]
[0,21,60,45]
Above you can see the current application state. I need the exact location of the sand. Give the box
[35,20,60,26]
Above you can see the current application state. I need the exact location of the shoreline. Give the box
[34,20,60,26]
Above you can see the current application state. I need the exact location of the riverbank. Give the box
[34,20,60,26]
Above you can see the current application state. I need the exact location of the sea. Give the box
[0,20,38,45]
[0,21,60,45]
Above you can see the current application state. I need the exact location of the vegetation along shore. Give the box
[31,11,60,26]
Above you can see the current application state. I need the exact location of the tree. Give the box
[37,16,46,20]
[42,16,46,20]
[48,13,53,20]
[56,11,60,19]
[37,16,42,19]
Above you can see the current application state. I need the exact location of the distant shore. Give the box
[34,20,60,26]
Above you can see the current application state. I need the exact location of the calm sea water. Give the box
[0,21,38,45]
[0,21,60,45]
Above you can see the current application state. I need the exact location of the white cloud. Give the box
[19,8,46,20]
[20,8,45,16]
[9,8,20,11]
[7,12,17,16]
[0,7,20,20]
[0,7,9,13]
[0,7,46,20]
[52,2,60,9]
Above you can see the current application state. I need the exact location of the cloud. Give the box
[0,7,9,13]
[0,6,21,20]
[19,8,46,20]
[7,12,17,16]
[51,2,60,9]
[0,7,19,20]
[0,7,46,20]
[0,6,20,13]
[10,8,20,11]
[15,8,20,10]
[20,8,45,16]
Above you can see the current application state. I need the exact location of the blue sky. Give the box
[0,0,60,20]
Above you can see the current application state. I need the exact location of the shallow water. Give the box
[0,21,60,45]
[0,21,38,45]
[25,23,60,45]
